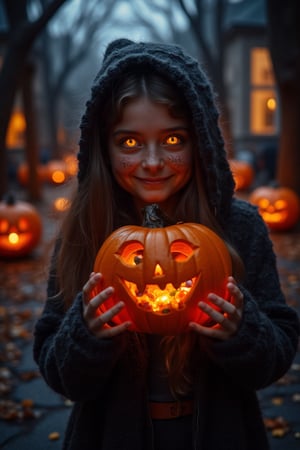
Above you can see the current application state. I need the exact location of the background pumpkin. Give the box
[92,204,232,335]
[0,194,42,258]
[249,185,300,231]
[229,159,254,191]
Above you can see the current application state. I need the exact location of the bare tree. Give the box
[0,0,67,199]
[177,0,234,155]
[39,0,118,158]
[266,0,300,196]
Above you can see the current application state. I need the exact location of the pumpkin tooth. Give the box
[135,282,145,295]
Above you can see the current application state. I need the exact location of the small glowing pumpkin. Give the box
[229,159,254,191]
[0,194,42,258]
[46,160,68,185]
[249,185,300,231]
[92,204,232,335]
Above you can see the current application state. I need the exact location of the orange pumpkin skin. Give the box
[229,159,254,191]
[92,222,232,335]
[249,186,300,231]
[0,196,42,258]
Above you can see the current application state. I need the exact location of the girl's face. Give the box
[108,97,193,215]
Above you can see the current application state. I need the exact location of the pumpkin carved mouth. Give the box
[121,276,198,315]
[261,211,288,223]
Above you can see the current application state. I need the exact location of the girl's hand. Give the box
[189,276,244,341]
[82,272,132,338]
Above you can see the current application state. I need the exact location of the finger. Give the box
[198,299,227,325]
[82,272,102,305]
[96,321,132,339]
[198,297,238,333]
[227,281,244,310]
[189,321,229,341]
[207,293,237,315]
[84,286,114,320]
[94,300,125,327]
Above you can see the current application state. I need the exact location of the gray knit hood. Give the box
[77,38,235,226]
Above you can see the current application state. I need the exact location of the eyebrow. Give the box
[112,126,189,136]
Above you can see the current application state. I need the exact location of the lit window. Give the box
[250,48,277,135]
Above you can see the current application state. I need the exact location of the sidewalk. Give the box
[0,185,299,449]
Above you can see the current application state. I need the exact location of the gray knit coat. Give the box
[33,39,300,450]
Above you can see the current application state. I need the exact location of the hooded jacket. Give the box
[33,39,300,450]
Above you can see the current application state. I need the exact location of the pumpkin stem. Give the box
[142,204,175,228]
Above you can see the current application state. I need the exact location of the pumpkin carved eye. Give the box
[0,220,9,233]
[170,240,197,261]
[18,218,30,231]
[274,200,287,211]
[117,241,144,265]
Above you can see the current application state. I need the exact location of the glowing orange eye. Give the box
[166,136,180,145]
[124,138,137,148]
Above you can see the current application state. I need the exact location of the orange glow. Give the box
[51,170,66,184]
[154,264,163,276]
[267,98,276,111]
[64,154,78,176]
[53,197,70,212]
[6,111,26,149]
[249,186,300,231]
[8,232,19,245]
[124,278,195,314]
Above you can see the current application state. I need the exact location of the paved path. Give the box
[0,186,299,449]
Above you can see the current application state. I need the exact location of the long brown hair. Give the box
[55,71,244,397]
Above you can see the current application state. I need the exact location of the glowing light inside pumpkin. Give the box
[258,199,288,223]
[53,197,70,212]
[124,278,195,314]
[154,264,163,276]
[51,170,66,184]
[8,232,19,245]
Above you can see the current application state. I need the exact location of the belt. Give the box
[149,400,193,420]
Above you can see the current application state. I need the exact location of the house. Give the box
[224,0,278,176]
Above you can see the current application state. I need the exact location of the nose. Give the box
[141,144,164,172]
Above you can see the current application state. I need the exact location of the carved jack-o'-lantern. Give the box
[249,185,300,231]
[229,159,254,191]
[92,204,232,335]
[0,194,42,258]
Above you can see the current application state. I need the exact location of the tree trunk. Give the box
[276,84,300,195]
[266,0,300,196]
[22,62,42,201]
[0,0,67,199]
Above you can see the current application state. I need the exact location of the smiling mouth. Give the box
[136,176,172,184]
[121,277,197,314]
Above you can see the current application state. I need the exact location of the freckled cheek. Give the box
[111,155,139,173]
[166,153,192,170]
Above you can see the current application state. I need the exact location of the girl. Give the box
[34,39,299,450]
